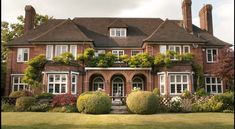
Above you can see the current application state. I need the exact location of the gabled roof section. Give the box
[30,19,92,42]
[107,19,128,28]
[144,19,205,43]
[192,25,232,46]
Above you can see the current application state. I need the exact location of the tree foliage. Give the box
[53,52,75,65]
[121,53,154,68]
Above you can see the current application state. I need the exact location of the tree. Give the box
[210,46,234,90]
[1,14,53,62]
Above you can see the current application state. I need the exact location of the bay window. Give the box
[169,74,188,94]
[48,74,67,94]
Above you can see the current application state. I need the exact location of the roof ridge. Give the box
[29,19,67,41]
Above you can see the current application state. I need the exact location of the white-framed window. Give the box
[131,50,143,56]
[70,45,77,59]
[12,76,30,92]
[112,50,124,63]
[48,74,67,94]
[205,77,223,94]
[183,45,190,53]
[132,77,144,90]
[169,74,189,95]
[46,45,53,60]
[93,77,104,91]
[110,28,127,37]
[160,45,167,54]
[71,74,77,94]
[168,45,181,60]
[159,75,165,94]
[94,50,105,57]
[55,45,68,56]
[17,48,29,62]
[206,48,218,63]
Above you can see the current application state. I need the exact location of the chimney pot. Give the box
[24,5,36,34]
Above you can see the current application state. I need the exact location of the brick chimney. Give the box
[24,5,36,34]
[182,0,192,33]
[199,4,213,35]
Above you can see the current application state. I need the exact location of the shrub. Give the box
[53,52,75,65]
[77,91,111,114]
[1,103,15,112]
[214,91,234,110]
[36,93,55,99]
[223,110,234,113]
[9,91,32,98]
[169,96,182,112]
[181,98,192,112]
[29,103,50,112]
[50,107,67,112]
[153,88,160,96]
[52,94,77,107]
[182,90,192,98]
[15,97,36,111]
[126,91,158,114]
[195,88,208,97]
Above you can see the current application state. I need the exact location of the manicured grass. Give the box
[2,112,234,129]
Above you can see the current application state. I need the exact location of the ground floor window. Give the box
[12,75,29,92]
[159,75,165,94]
[48,74,67,94]
[169,74,188,94]
[205,77,222,94]
[93,77,104,91]
[132,77,143,90]
[71,74,77,94]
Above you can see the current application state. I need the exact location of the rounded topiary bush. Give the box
[15,96,36,111]
[126,91,158,114]
[9,91,27,98]
[77,91,111,114]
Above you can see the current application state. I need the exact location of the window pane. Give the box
[218,85,222,93]
[61,84,66,93]
[14,85,18,91]
[206,85,211,93]
[183,84,187,91]
[183,75,187,82]
[99,84,104,89]
[55,75,60,82]
[23,52,28,61]
[94,84,98,91]
[72,84,75,93]
[169,46,174,51]
[72,75,76,83]
[61,75,66,82]
[206,77,210,83]
[55,84,60,93]
[161,85,164,93]
[49,75,54,82]
[170,76,175,82]
[116,29,120,36]
[160,45,166,54]
[19,85,24,91]
[176,75,181,82]
[46,45,53,60]
[177,84,181,93]
[61,46,67,53]
[49,84,53,93]
[14,77,19,83]
[184,46,189,53]
[171,84,175,93]
[175,47,180,53]
[70,45,77,58]
[212,85,216,92]
[160,76,164,83]
[212,78,216,83]
[217,78,221,83]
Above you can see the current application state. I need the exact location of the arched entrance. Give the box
[132,74,146,90]
[89,74,105,91]
[112,76,125,97]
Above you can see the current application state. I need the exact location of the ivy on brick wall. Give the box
[22,54,47,88]
[52,52,75,65]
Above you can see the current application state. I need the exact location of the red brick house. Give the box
[5,0,232,97]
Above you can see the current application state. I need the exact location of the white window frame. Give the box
[17,48,29,62]
[169,74,189,95]
[205,77,223,94]
[132,76,144,90]
[12,75,29,92]
[71,74,77,94]
[93,77,105,91]
[206,48,218,63]
[112,50,124,63]
[70,45,77,59]
[183,45,190,53]
[131,50,143,56]
[168,45,181,60]
[160,45,167,54]
[110,28,127,37]
[46,45,54,60]
[159,74,165,94]
[55,45,68,56]
[47,74,67,94]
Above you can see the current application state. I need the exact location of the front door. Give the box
[112,77,124,97]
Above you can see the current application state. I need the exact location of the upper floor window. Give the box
[112,50,124,63]
[46,45,53,60]
[206,48,218,63]
[17,48,29,62]
[70,45,77,59]
[55,45,68,57]
[168,45,181,60]
[160,45,167,54]
[110,28,126,37]
[183,45,190,53]
[205,77,222,94]
[131,50,143,56]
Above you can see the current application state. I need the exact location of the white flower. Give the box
[170,96,182,103]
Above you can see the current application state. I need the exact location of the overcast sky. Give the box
[1,0,234,45]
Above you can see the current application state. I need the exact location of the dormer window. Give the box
[110,28,126,37]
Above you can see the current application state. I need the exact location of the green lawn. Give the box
[1,112,234,129]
